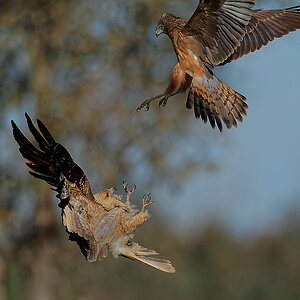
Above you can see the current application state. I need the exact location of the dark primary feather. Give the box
[11,114,98,259]
[11,113,94,204]
[220,5,300,65]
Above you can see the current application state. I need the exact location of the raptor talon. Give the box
[123,181,129,193]
[137,93,167,112]
[136,101,150,111]
[159,96,169,107]
[123,181,136,208]
[142,193,153,210]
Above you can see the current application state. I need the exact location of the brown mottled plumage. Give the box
[12,114,175,273]
[137,1,300,131]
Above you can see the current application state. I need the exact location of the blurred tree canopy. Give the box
[0,0,300,299]
[0,0,221,299]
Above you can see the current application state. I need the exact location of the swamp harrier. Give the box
[137,1,300,130]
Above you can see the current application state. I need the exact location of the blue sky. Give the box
[157,1,300,238]
[4,0,299,240]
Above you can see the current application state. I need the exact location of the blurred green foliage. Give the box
[0,0,300,299]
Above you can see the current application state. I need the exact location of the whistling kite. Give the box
[12,114,175,273]
[137,1,300,130]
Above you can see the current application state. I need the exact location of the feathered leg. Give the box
[136,63,190,111]
[123,181,136,208]
[123,194,152,232]
[136,91,180,111]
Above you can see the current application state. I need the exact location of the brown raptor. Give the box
[12,113,175,273]
[137,1,300,131]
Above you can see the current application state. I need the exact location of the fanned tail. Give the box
[112,237,176,273]
[126,254,176,274]
[186,74,248,131]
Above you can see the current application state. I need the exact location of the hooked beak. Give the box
[155,26,163,37]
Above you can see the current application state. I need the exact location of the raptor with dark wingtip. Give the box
[12,113,175,273]
[137,1,300,131]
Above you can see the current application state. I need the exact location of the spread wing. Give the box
[181,0,255,66]
[12,113,94,203]
[12,113,109,261]
[220,6,300,65]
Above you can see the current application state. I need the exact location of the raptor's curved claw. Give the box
[123,180,129,192]
[159,96,169,107]
[123,181,136,208]
[137,94,166,111]
[136,101,150,112]
[142,193,153,210]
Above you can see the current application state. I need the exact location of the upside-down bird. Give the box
[137,1,300,131]
[12,113,175,273]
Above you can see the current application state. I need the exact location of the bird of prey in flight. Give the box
[137,1,300,131]
[12,113,175,273]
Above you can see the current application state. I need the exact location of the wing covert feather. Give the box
[181,0,255,65]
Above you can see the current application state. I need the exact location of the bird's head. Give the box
[156,13,167,36]
[156,13,185,37]
[98,187,117,200]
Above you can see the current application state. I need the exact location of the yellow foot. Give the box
[142,193,153,211]
[123,181,136,208]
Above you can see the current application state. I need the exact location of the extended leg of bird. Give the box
[123,194,152,232]
[141,193,152,212]
[123,181,136,209]
[136,93,166,111]
[136,91,181,111]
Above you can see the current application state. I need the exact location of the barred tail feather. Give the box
[186,75,248,131]
[125,254,176,274]
[112,238,176,273]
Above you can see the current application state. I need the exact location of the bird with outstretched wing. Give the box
[12,113,175,273]
[137,1,300,131]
